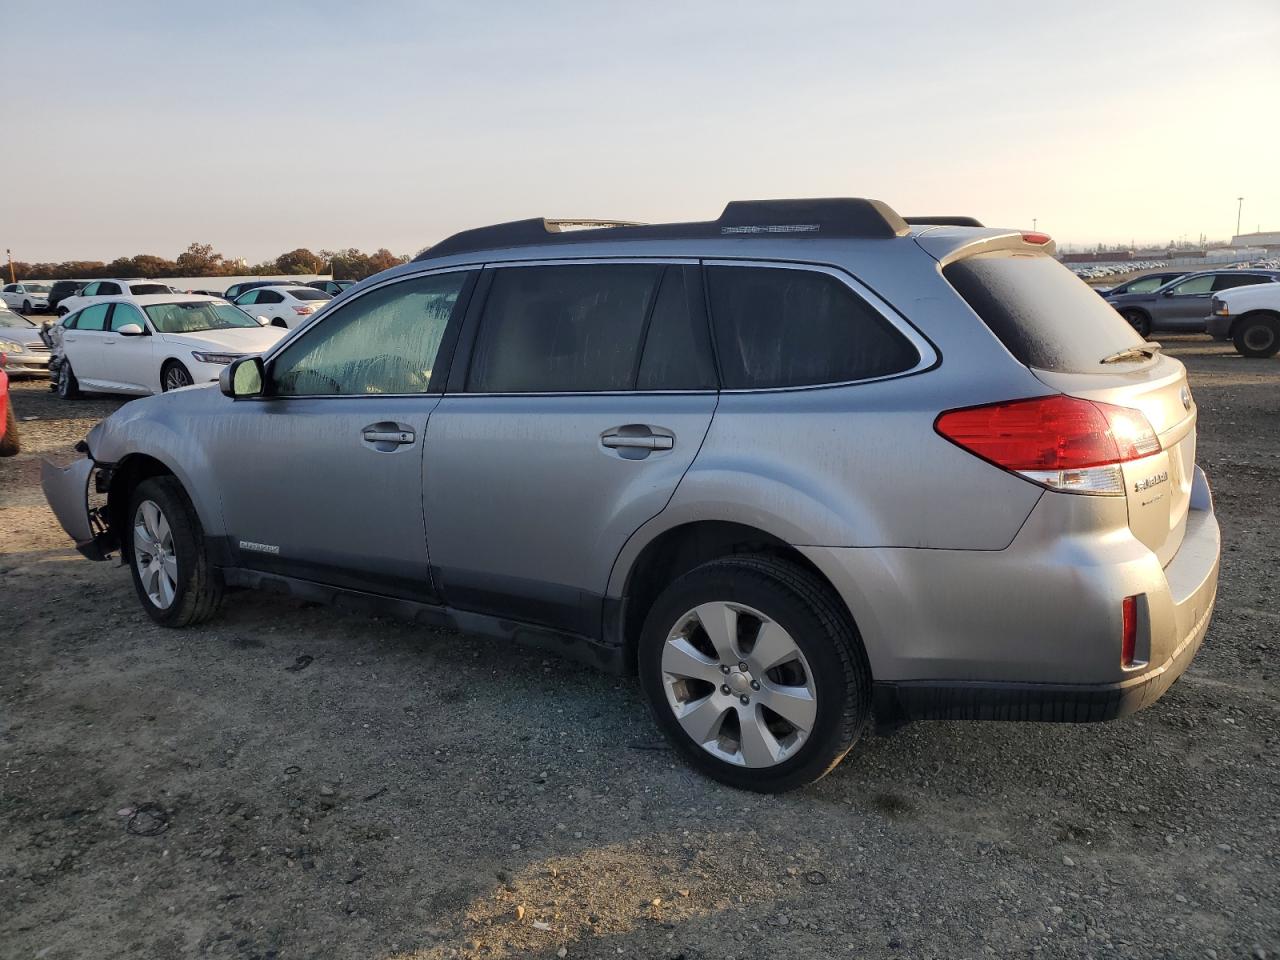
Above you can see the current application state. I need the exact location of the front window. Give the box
[1166,275,1214,296]
[1122,276,1172,294]
[143,301,263,334]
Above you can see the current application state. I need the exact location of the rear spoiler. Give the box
[905,216,985,228]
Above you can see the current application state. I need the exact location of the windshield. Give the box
[0,311,33,328]
[289,288,331,301]
[144,301,262,334]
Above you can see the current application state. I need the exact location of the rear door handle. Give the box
[602,434,673,450]
[362,429,415,444]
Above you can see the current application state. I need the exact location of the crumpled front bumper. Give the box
[40,457,116,560]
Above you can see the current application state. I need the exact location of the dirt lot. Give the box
[1,338,1277,960]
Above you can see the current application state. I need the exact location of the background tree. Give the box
[275,248,321,275]
[174,242,226,277]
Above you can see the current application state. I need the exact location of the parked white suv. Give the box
[232,285,332,328]
[56,279,177,316]
[1208,283,1280,357]
[1,282,51,313]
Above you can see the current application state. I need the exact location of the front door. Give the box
[424,262,719,637]
[207,268,477,601]
[102,302,155,392]
[1156,274,1215,329]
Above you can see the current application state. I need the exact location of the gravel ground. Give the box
[1,338,1277,960]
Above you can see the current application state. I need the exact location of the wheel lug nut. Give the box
[721,684,731,696]
[739,695,750,705]
[737,662,748,671]
[720,664,731,675]
[750,680,760,691]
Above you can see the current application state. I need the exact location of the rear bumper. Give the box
[804,466,1220,725]
[1204,314,1232,340]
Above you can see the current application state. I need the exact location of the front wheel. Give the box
[638,555,871,793]
[1122,309,1152,339]
[22,299,32,314]
[57,361,81,399]
[162,361,194,391]
[1233,314,1280,359]
[0,401,20,456]
[126,476,224,627]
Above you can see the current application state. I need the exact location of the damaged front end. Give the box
[40,456,118,561]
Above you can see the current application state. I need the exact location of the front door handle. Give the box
[602,434,673,450]
[362,429,415,444]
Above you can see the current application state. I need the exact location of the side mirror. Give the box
[220,355,265,399]
[256,315,271,326]
[116,323,145,336]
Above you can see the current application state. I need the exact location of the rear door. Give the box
[423,261,718,637]
[255,289,287,325]
[944,251,1196,565]
[63,302,113,386]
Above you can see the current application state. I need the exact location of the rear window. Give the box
[128,283,171,295]
[944,252,1145,372]
[289,288,331,301]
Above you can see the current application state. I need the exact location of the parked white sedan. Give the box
[55,295,286,398]
[232,284,331,328]
[56,278,179,317]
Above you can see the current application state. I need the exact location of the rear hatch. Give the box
[941,248,1196,566]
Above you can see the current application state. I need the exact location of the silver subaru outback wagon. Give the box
[42,199,1221,792]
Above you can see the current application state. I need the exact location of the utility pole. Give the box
[1032,218,1037,231]
[6,249,13,284]
[1236,197,1244,238]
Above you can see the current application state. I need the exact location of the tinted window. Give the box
[636,267,716,391]
[1213,274,1272,292]
[707,265,918,389]
[273,271,471,396]
[98,282,122,295]
[944,252,1144,373]
[75,303,110,331]
[1167,275,1213,295]
[257,290,284,304]
[2,285,14,293]
[109,302,146,331]
[289,288,330,301]
[128,283,170,295]
[468,264,661,393]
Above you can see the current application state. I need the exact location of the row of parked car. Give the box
[1069,259,1168,280]
[1,277,355,317]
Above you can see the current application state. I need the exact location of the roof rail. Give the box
[904,216,985,228]
[416,198,910,261]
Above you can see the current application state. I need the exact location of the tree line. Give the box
[7,243,409,282]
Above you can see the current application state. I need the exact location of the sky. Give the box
[3,0,1279,263]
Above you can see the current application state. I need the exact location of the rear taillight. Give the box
[1021,231,1052,245]
[293,305,315,315]
[1121,595,1138,666]
[935,395,1161,496]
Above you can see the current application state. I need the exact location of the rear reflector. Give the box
[935,395,1161,495]
[1121,595,1137,666]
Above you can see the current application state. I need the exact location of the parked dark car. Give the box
[306,279,356,296]
[48,280,89,313]
[1106,270,1280,337]
[1093,271,1187,298]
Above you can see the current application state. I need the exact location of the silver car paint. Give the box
[41,225,1221,702]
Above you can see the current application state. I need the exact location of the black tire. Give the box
[57,360,81,400]
[124,476,224,627]
[638,554,872,793]
[0,401,20,456]
[1122,309,1152,339]
[1232,313,1280,359]
[161,360,194,392]
[22,299,32,314]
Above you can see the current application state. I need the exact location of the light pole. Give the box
[1032,218,1037,231]
[1236,197,1244,238]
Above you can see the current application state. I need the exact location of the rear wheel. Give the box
[638,555,871,792]
[0,402,20,456]
[1122,309,1152,338]
[125,476,224,627]
[57,361,81,399]
[162,361,193,391]
[1233,313,1280,359]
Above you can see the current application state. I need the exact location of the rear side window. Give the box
[467,264,662,393]
[75,303,110,331]
[98,282,122,295]
[1213,274,1272,292]
[258,290,284,304]
[706,265,918,390]
[944,252,1144,373]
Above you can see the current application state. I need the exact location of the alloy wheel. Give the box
[164,365,193,391]
[660,601,817,768]
[133,500,178,609]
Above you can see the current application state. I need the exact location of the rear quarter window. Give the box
[943,252,1145,373]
